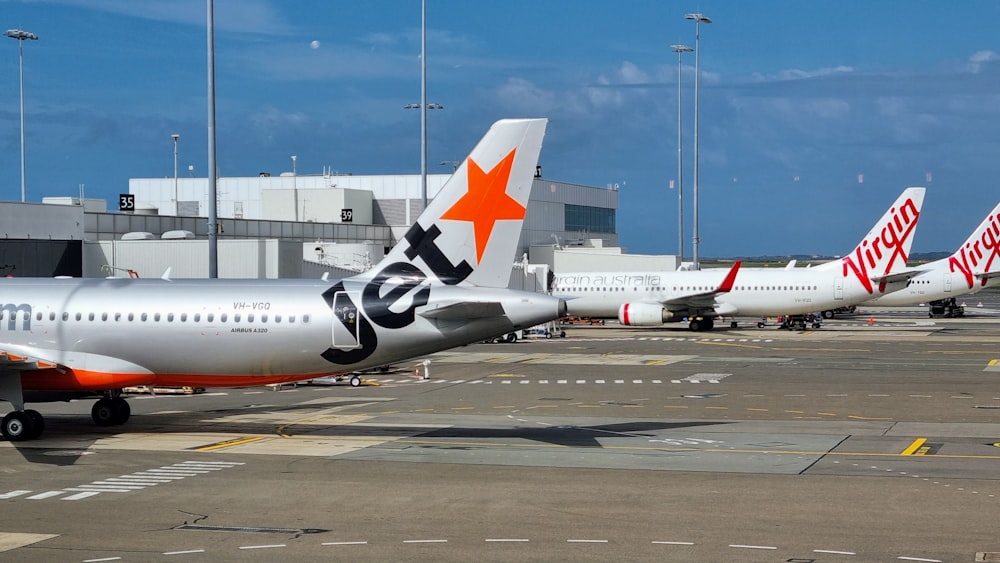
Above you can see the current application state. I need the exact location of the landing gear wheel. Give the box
[92,398,130,426]
[505,332,518,343]
[349,374,362,387]
[92,399,116,426]
[112,398,131,425]
[25,410,44,439]
[822,310,835,319]
[2,411,36,442]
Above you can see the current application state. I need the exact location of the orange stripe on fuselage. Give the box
[22,368,337,391]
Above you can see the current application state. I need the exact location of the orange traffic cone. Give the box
[868,316,874,326]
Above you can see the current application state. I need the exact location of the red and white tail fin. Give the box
[816,187,925,293]
[359,118,547,288]
[947,201,1000,289]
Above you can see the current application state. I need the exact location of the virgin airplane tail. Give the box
[816,187,925,293]
[947,201,1000,289]
[361,118,547,289]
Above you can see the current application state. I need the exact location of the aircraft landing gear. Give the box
[688,317,715,331]
[2,409,44,441]
[91,396,131,427]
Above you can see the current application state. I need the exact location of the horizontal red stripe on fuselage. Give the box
[22,368,336,391]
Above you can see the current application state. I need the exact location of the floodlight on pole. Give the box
[5,29,39,203]
[685,12,711,270]
[671,44,692,262]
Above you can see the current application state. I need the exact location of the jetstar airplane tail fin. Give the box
[947,201,1000,289]
[359,118,547,289]
[815,187,925,284]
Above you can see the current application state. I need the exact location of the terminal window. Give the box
[565,204,615,233]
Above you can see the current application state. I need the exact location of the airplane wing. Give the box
[0,350,58,371]
[661,261,742,311]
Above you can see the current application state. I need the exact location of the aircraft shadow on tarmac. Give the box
[6,416,732,464]
[410,421,729,447]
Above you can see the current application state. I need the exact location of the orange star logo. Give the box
[440,148,523,263]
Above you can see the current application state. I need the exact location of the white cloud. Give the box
[966,50,999,74]
[751,65,854,82]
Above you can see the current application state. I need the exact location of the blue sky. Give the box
[2,0,999,257]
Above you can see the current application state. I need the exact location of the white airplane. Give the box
[861,201,1000,310]
[0,118,565,441]
[553,187,925,331]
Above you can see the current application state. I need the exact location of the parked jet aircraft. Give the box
[861,201,1000,309]
[552,187,925,331]
[0,118,565,441]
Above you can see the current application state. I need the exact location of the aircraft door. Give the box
[943,272,953,293]
[834,276,844,300]
[331,291,362,348]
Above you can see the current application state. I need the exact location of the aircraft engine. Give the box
[618,303,675,326]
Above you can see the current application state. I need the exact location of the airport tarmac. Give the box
[2,295,1000,562]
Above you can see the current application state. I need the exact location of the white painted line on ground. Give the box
[814,549,857,555]
[26,491,65,500]
[729,544,777,550]
[652,541,695,545]
[321,541,368,546]
[163,549,206,555]
[0,490,31,499]
[61,491,101,500]
[238,544,286,550]
[403,539,448,543]
[567,539,608,543]
[485,538,529,542]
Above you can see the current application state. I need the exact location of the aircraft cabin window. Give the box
[220,313,227,322]
[153,313,160,322]
[141,313,148,322]
[181,313,188,322]
[247,314,255,323]
[88,313,95,321]
[49,312,55,321]
[288,315,295,323]
[261,314,268,323]
[101,313,108,321]
[303,315,310,323]
[194,314,200,322]
[207,313,214,322]
[234,314,241,323]
[128,313,134,321]
[167,313,174,322]
[274,315,281,323]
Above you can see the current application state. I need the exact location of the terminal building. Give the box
[0,170,669,286]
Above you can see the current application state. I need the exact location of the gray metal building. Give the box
[0,173,619,279]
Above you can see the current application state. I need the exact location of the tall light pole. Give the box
[5,29,38,203]
[207,0,219,278]
[685,12,711,270]
[671,44,692,263]
[171,133,180,213]
[420,0,427,211]
[404,101,442,210]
